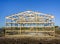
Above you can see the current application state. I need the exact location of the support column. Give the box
[11,20,13,29]
[20,23,21,35]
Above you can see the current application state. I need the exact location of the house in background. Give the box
[5,11,55,37]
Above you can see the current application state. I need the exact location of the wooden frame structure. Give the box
[5,11,55,37]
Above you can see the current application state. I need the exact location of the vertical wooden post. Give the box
[20,23,21,35]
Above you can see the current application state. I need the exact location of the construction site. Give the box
[5,11,55,37]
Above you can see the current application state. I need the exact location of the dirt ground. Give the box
[0,37,60,44]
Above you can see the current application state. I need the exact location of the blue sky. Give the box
[0,0,60,28]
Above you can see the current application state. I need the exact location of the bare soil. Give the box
[0,37,60,44]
